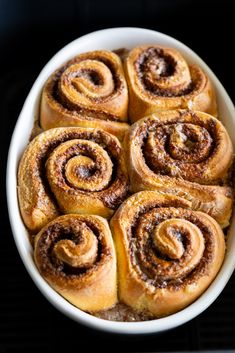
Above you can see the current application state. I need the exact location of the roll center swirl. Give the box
[152,219,205,269]
[146,56,174,78]
[136,209,206,281]
[53,223,98,269]
[144,121,214,180]
[46,139,113,192]
[153,219,185,259]
[168,123,212,162]
[137,47,192,95]
[65,155,95,186]
[59,60,115,102]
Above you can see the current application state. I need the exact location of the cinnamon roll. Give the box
[111,191,225,317]
[34,214,117,312]
[18,127,129,232]
[41,50,129,140]
[124,45,217,122]
[124,110,233,228]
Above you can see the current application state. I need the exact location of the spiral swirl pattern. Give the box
[41,50,129,140]
[18,45,234,321]
[124,110,233,227]
[111,191,225,317]
[18,127,129,232]
[34,214,117,312]
[125,45,217,122]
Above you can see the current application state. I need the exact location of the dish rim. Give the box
[6,27,235,335]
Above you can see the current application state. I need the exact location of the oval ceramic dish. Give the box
[6,27,235,334]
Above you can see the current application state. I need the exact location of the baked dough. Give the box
[111,191,225,317]
[124,110,233,227]
[124,45,217,122]
[35,214,117,312]
[41,50,129,140]
[18,127,129,232]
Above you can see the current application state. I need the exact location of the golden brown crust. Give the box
[124,45,217,122]
[34,214,117,312]
[111,191,225,317]
[41,50,129,140]
[17,45,234,321]
[124,110,233,228]
[18,127,129,232]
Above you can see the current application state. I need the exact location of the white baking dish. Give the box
[6,27,235,334]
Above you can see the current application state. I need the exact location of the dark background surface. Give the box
[1,0,235,352]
